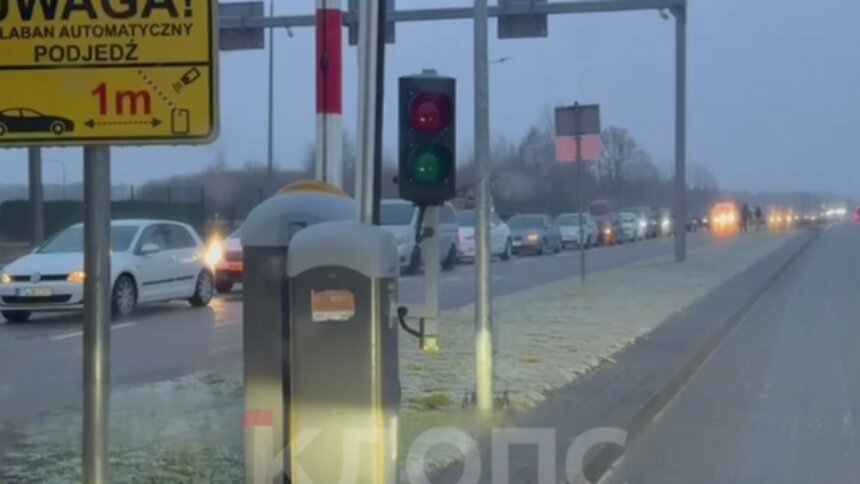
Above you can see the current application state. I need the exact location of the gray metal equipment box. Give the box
[287,221,400,483]
[240,188,357,483]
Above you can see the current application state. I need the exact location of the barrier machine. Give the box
[287,221,400,482]
[241,181,357,482]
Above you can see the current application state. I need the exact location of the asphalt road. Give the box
[605,223,860,484]
[0,233,710,428]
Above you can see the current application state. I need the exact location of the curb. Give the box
[580,230,820,483]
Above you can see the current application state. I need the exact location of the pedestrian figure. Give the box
[741,203,752,232]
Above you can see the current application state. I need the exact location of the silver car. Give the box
[556,213,599,249]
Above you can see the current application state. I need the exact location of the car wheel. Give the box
[0,123,7,136]
[111,274,137,318]
[50,122,65,135]
[189,270,215,307]
[501,239,512,261]
[442,245,457,271]
[554,239,562,253]
[405,246,422,275]
[2,310,31,323]
[215,279,234,294]
[538,239,546,256]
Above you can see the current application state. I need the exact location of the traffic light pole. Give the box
[473,0,494,416]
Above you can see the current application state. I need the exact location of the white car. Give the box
[455,208,512,261]
[0,220,215,323]
[617,212,646,242]
[555,213,599,249]
[380,200,459,275]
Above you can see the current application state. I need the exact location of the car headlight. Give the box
[526,233,539,242]
[1,272,10,285]
[397,234,411,246]
[205,241,224,267]
[661,218,671,229]
[67,271,86,284]
[603,227,612,236]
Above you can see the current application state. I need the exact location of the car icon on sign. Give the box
[0,108,75,136]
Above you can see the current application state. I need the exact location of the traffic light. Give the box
[398,70,456,205]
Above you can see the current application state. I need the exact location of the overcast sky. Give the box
[2,0,858,198]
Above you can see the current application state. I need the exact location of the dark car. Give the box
[0,108,75,136]
[508,214,562,255]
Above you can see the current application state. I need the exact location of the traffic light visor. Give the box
[410,93,452,134]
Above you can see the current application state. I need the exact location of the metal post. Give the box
[575,133,586,284]
[474,0,494,415]
[356,0,381,223]
[672,4,687,263]
[266,0,275,179]
[82,145,111,484]
[28,147,43,247]
[371,0,387,225]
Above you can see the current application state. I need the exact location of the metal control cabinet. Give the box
[287,221,400,483]
[241,186,356,483]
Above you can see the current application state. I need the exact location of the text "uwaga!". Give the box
[0,0,193,21]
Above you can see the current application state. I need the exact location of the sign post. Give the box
[82,145,111,483]
[555,103,601,283]
[0,2,218,482]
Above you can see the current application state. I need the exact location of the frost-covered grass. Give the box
[0,232,798,482]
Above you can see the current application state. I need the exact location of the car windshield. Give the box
[37,225,140,253]
[508,215,544,229]
[380,204,415,226]
[556,214,583,226]
[456,210,476,227]
[4,4,859,483]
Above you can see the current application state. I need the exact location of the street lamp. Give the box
[42,158,67,200]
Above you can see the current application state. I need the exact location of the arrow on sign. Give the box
[85,118,162,129]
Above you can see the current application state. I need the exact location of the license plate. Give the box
[227,262,243,272]
[17,287,52,297]
[512,241,523,247]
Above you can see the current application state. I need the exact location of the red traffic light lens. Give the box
[410,93,452,134]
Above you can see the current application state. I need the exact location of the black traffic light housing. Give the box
[398,70,456,205]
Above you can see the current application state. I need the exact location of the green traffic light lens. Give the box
[409,144,453,185]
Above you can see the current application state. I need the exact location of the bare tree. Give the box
[689,163,719,191]
[599,126,637,196]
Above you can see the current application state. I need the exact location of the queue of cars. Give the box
[0,203,679,322]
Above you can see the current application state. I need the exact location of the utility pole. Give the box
[266,0,275,180]
[28,147,43,247]
[473,0,494,416]
[673,5,687,263]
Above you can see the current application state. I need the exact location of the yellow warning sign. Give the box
[0,0,218,146]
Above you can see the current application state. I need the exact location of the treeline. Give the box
[136,114,722,222]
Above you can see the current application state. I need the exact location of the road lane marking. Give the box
[50,321,137,341]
